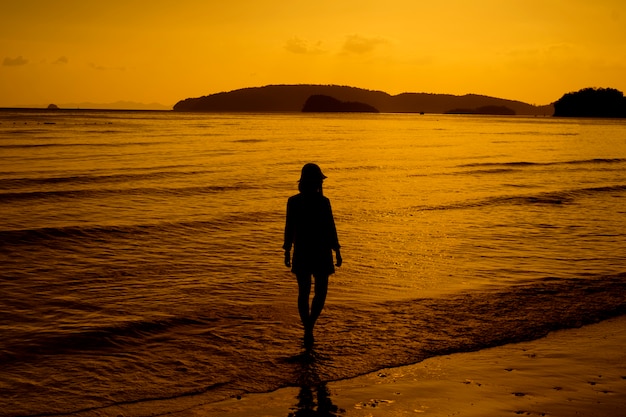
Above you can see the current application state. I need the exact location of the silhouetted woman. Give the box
[284,163,342,347]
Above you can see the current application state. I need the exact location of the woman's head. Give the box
[298,163,326,194]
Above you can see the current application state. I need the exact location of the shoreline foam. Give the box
[143,315,626,417]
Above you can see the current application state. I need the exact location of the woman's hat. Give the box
[299,163,327,182]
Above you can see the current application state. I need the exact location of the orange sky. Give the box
[2,0,625,108]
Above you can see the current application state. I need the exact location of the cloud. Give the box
[341,35,389,55]
[53,56,69,64]
[285,37,325,55]
[499,43,580,70]
[89,62,125,71]
[3,56,28,66]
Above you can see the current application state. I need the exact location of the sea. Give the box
[1,110,625,416]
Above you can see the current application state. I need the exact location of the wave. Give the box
[0,168,221,190]
[0,183,252,203]
[409,184,626,212]
[231,138,266,143]
[0,141,167,149]
[0,211,280,247]
[458,158,626,169]
[0,316,208,364]
[0,129,50,135]
[455,168,519,175]
[335,165,386,171]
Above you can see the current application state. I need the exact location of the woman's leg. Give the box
[296,273,312,329]
[309,274,329,329]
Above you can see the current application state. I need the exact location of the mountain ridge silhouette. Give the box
[173,84,553,115]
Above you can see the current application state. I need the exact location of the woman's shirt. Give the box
[283,192,339,275]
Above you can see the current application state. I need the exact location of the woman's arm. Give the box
[335,247,342,267]
[283,199,294,267]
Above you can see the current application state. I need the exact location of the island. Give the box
[172,84,552,115]
[553,87,626,118]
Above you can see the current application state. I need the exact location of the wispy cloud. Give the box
[53,56,69,65]
[284,37,325,55]
[3,56,28,66]
[89,62,125,71]
[341,35,389,55]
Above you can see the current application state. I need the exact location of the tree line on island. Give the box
[553,87,626,118]
[173,85,552,115]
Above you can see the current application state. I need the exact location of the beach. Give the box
[156,315,626,417]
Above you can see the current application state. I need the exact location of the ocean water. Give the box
[1,110,625,416]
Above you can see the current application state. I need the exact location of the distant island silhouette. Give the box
[11,101,171,111]
[302,95,379,113]
[553,87,626,118]
[445,105,515,115]
[173,85,553,115]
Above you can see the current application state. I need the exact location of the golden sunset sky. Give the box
[2,0,625,108]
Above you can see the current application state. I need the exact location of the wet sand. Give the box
[177,315,626,417]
